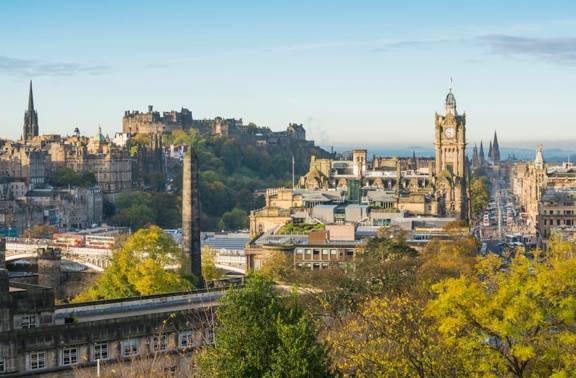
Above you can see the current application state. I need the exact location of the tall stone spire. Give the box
[488,141,493,162]
[23,80,39,141]
[28,80,34,111]
[181,149,203,286]
[479,141,485,166]
[492,131,500,163]
[471,144,479,169]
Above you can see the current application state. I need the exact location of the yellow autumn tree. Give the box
[202,246,223,281]
[427,242,576,377]
[74,225,192,302]
[328,293,465,377]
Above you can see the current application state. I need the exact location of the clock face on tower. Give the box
[445,127,455,139]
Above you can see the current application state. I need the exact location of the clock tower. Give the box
[434,88,469,220]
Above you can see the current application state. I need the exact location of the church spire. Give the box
[479,141,485,166]
[471,144,479,169]
[492,131,500,163]
[28,80,34,111]
[23,81,39,141]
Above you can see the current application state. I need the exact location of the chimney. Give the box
[182,149,203,286]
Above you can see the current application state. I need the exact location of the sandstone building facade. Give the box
[297,88,470,220]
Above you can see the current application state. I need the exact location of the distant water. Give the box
[323,145,576,162]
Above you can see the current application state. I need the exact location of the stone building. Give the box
[0,141,46,186]
[1,84,132,195]
[46,129,132,194]
[0,240,222,377]
[297,88,470,220]
[512,145,576,244]
[537,189,576,243]
[122,105,193,135]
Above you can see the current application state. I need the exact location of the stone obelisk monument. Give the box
[182,148,203,286]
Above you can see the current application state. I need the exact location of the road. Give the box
[476,174,536,255]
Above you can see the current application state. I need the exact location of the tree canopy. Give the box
[110,191,180,230]
[74,225,192,301]
[198,274,333,378]
[47,167,97,188]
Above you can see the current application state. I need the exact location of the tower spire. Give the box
[23,80,39,141]
[28,80,34,111]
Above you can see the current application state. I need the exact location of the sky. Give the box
[1,0,576,151]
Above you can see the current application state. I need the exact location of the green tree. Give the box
[198,274,333,378]
[74,226,192,301]
[470,175,491,219]
[47,167,97,187]
[218,207,248,231]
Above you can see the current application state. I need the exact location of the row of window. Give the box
[18,330,212,372]
[544,209,576,215]
[295,248,354,257]
[543,218,575,226]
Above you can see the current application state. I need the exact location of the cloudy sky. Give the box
[1,0,575,150]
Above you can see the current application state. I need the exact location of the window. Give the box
[93,342,109,361]
[179,331,200,348]
[0,355,5,373]
[121,338,139,357]
[28,351,46,370]
[61,347,79,366]
[20,314,37,329]
[151,335,168,352]
[305,249,311,255]
[322,249,328,255]
[330,249,337,256]
[295,248,303,255]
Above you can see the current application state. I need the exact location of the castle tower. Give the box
[23,81,39,141]
[182,150,203,286]
[434,87,469,220]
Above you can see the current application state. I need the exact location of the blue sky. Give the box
[1,0,576,150]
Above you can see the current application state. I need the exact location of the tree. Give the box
[110,192,180,230]
[198,274,333,377]
[427,246,576,377]
[22,224,57,239]
[260,251,293,281]
[74,226,192,301]
[328,294,465,377]
[354,235,420,295]
[47,167,97,188]
[470,175,491,219]
[417,236,477,284]
[218,207,248,231]
[202,247,222,281]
